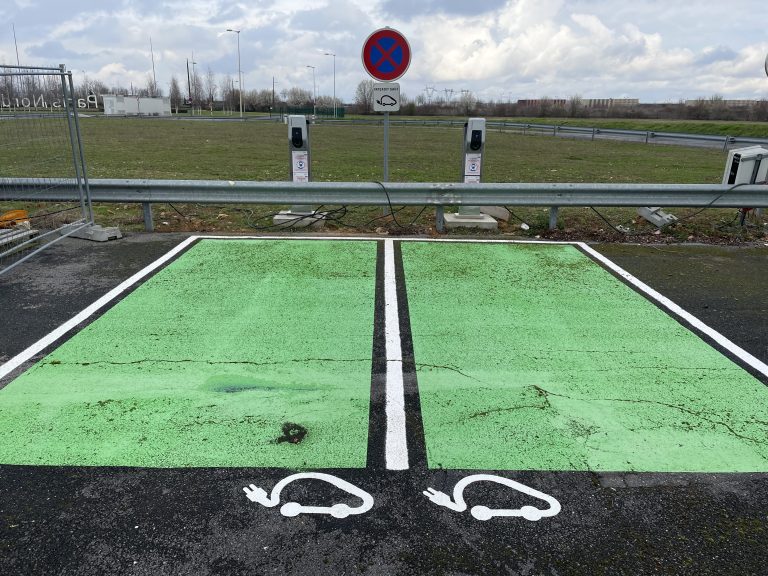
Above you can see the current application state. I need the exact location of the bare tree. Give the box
[203,67,217,112]
[567,95,584,118]
[457,90,477,115]
[285,87,312,106]
[219,74,234,114]
[169,76,182,113]
[354,79,375,114]
[146,73,159,98]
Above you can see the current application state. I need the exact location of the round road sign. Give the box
[362,27,411,82]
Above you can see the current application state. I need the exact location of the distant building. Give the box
[684,99,757,107]
[101,94,171,116]
[584,98,639,108]
[515,98,639,108]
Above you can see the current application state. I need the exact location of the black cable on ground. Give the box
[504,207,531,227]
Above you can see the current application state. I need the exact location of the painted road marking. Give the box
[0,236,199,381]
[384,239,408,470]
[0,239,377,468]
[580,243,768,378]
[423,474,561,521]
[401,241,768,473]
[244,473,374,518]
[0,237,768,480]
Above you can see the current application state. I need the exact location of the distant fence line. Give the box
[313,118,768,151]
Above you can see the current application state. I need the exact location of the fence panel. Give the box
[0,64,92,275]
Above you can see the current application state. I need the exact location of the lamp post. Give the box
[226,29,243,118]
[306,65,316,117]
[324,52,336,118]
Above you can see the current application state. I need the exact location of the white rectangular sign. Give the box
[373,83,401,112]
[291,151,309,183]
[464,153,482,184]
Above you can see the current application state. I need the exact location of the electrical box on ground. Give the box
[722,145,768,225]
[444,118,498,230]
[273,115,325,228]
[722,146,768,186]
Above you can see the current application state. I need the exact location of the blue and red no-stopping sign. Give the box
[362,27,411,82]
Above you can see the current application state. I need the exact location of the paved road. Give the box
[1,234,766,576]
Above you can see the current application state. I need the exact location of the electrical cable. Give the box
[371,181,407,228]
[27,205,79,220]
[504,206,531,228]
[167,203,188,219]
[588,181,759,236]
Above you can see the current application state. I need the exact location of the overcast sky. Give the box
[2,0,767,103]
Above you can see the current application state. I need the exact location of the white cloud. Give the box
[1,0,766,102]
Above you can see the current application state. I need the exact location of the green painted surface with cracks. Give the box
[402,242,768,473]
[0,239,376,468]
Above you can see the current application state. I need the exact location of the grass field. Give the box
[3,116,767,240]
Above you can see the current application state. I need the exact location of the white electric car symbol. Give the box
[423,474,561,521]
[376,95,398,107]
[244,473,374,518]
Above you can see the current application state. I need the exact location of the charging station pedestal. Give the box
[443,118,498,230]
[273,115,325,228]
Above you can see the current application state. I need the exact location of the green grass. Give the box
[70,118,727,184]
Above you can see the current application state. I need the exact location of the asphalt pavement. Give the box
[1,233,766,576]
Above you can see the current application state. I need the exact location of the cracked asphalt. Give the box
[1,234,767,576]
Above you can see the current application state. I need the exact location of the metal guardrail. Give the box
[3,178,766,231]
[3,178,767,206]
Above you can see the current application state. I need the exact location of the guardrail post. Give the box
[435,205,445,233]
[549,207,559,230]
[592,128,596,141]
[142,202,154,232]
[645,131,650,144]
[723,136,730,152]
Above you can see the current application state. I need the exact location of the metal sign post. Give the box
[362,28,411,187]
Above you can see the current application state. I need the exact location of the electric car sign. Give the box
[362,27,411,82]
[373,83,400,112]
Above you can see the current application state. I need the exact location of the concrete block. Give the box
[272,211,327,229]
[480,206,511,221]
[61,224,122,242]
[443,213,498,230]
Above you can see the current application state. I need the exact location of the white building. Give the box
[101,94,171,116]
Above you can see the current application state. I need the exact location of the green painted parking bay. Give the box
[0,239,376,468]
[402,242,768,473]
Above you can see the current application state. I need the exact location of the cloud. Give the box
[380,0,508,19]
[1,0,766,102]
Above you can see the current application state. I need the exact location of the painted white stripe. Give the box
[578,242,768,378]
[383,239,409,470]
[195,233,573,245]
[0,236,199,381]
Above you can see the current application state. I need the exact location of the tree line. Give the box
[4,68,765,121]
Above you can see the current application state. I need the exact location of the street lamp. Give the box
[226,28,243,118]
[324,52,336,118]
[306,65,316,117]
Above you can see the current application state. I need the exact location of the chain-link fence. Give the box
[0,64,93,275]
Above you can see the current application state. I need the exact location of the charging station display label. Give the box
[464,154,482,183]
[292,151,309,183]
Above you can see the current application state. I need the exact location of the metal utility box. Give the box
[723,146,768,185]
